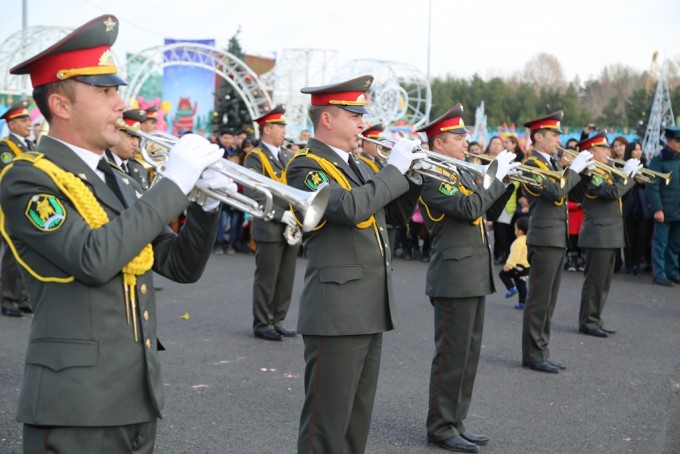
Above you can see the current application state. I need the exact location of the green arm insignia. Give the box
[25,194,66,231]
[439,182,458,196]
[304,170,329,191]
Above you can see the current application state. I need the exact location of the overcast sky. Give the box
[2,0,679,83]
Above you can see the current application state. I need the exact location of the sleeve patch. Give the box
[25,194,66,231]
[304,171,329,191]
[438,182,458,196]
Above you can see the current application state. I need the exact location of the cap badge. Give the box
[103,17,117,32]
[99,50,114,66]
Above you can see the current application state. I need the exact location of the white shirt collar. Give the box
[535,150,554,163]
[52,138,107,182]
[328,144,350,164]
[260,140,281,161]
[10,132,28,146]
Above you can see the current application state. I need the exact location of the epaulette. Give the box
[293,148,309,159]
[14,151,44,163]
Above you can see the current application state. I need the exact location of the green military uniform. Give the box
[577,133,635,333]
[521,149,586,364]
[419,170,511,443]
[127,158,151,190]
[414,104,512,450]
[1,137,218,446]
[5,14,220,453]
[287,136,421,453]
[243,137,299,338]
[0,102,32,316]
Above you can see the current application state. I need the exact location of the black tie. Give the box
[25,139,34,151]
[122,161,129,174]
[97,159,126,205]
[347,158,365,184]
[550,157,559,171]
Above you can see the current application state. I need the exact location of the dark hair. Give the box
[219,128,234,136]
[623,141,642,160]
[485,136,502,153]
[308,105,333,129]
[565,138,578,150]
[32,80,78,123]
[468,141,481,151]
[515,216,529,234]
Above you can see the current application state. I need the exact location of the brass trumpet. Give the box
[463,151,567,188]
[607,157,672,185]
[558,146,629,184]
[117,120,330,232]
[358,135,498,189]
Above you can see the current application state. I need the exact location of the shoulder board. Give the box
[14,151,44,163]
[293,148,309,158]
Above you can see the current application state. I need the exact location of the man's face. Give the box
[534,130,561,155]
[327,108,366,151]
[219,133,234,148]
[362,140,378,158]
[140,118,157,133]
[8,116,31,138]
[434,132,467,160]
[590,145,611,164]
[299,130,311,142]
[110,131,139,160]
[68,83,126,152]
[667,138,680,153]
[263,123,286,148]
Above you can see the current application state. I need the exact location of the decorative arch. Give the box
[121,42,272,127]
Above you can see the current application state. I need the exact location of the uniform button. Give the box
[145,338,152,349]
[143,310,150,321]
[386,261,390,267]
[140,284,147,294]
[379,227,384,231]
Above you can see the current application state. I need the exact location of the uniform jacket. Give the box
[127,158,151,190]
[285,138,421,335]
[0,136,219,427]
[646,146,680,221]
[578,169,635,248]
[243,144,292,242]
[419,173,511,298]
[522,151,587,248]
[0,134,29,169]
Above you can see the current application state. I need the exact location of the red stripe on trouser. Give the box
[44,428,51,454]
[306,338,323,454]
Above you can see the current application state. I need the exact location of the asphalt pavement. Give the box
[1,250,679,453]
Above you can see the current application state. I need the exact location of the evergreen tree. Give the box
[213,27,251,137]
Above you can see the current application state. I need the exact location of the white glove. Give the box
[493,150,520,182]
[194,168,237,211]
[161,134,223,195]
[569,150,594,174]
[281,210,297,228]
[387,139,427,175]
[623,158,643,177]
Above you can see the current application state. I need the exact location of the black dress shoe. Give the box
[254,329,283,341]
[579,327,608,338]
[428,434,479,452]
[19,305,33,314]
[460,430,489,446]
[600,326,617,334]
[653,277,674,287]
[547,359,566,370]
[275,326,297,337]
[668,275,680,284]
[522,360,559,374]
[1,307,23,317]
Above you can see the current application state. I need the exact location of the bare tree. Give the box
[521,53,566,92]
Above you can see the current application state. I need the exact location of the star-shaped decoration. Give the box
[103,17,117,32]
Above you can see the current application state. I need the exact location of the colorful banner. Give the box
[163,39,215,137]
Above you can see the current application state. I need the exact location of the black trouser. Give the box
[493,222,515,262]
[624,217,650,270]
[499,267,530,304]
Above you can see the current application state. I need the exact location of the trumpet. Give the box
[463,151,567,188]
[606,157,672,185]
[116,120,330,233]
[358,135,498,189]
[558,146,629,184]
